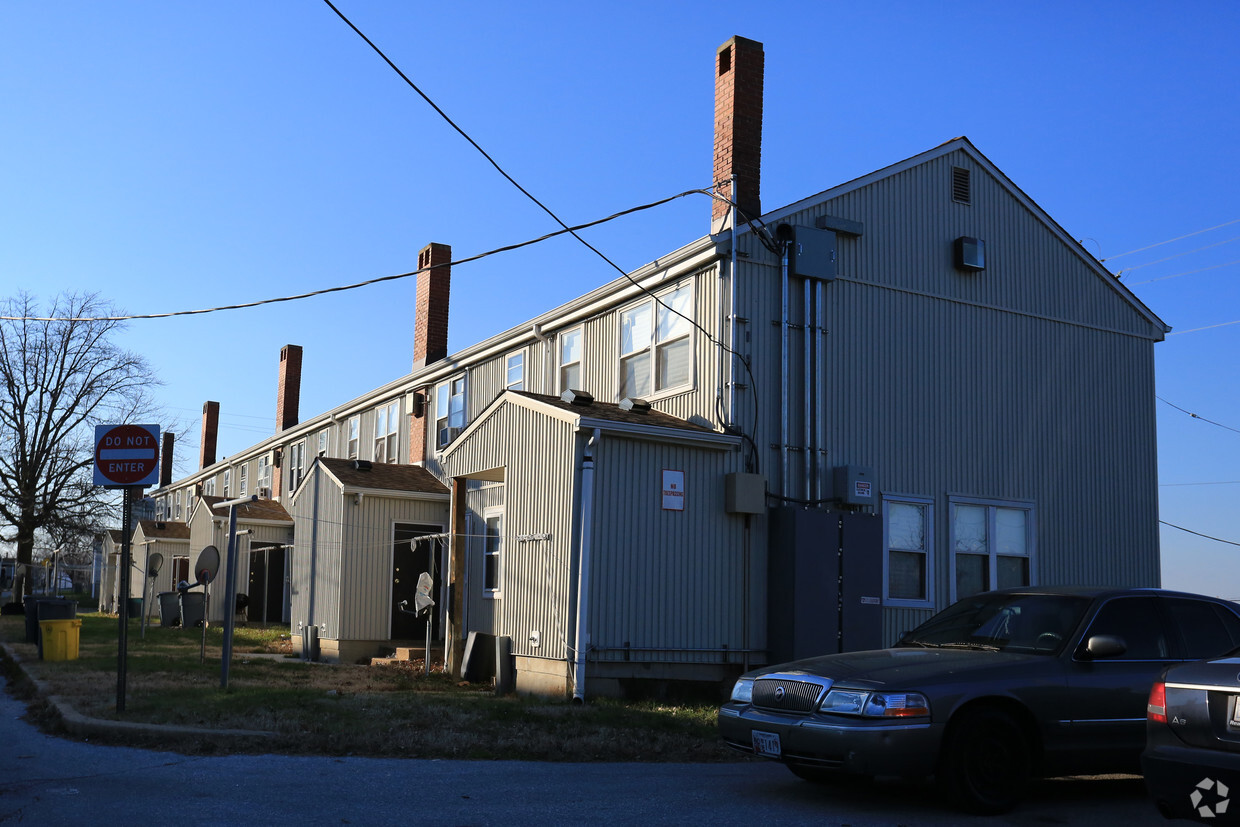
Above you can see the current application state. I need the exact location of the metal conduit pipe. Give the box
[571,429,600,704]
[780,242,790,497]
[727,174,740,428]
[814,280,826,502]
[804,276,813,501]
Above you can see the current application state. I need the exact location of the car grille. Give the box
[753,677,826,713]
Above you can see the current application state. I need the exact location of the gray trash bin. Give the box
[158,591,181,627]
[180,591,205,628]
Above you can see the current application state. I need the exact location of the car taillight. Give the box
[1147,680,1167,723]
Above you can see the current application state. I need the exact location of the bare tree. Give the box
[0,292,162,605]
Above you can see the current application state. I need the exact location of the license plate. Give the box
[752,730,781,758]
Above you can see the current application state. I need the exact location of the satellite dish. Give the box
[147,552,164,578]
[196,545,220,584]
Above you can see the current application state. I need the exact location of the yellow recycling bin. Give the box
[39,618,82,661]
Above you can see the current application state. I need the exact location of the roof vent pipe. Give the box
[561,389,594,406]
[618,398,651,413]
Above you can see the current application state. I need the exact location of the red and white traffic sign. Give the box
[93,423,160,488]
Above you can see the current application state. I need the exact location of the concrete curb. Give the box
[0,639,277,741]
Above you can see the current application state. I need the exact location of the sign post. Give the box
[94,423,160,713]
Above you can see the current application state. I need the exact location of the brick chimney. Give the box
[712,36,764,234]
[413,243,452,370]
[277,344,303,433]
[199,401,219,469]
[160,432,175,487]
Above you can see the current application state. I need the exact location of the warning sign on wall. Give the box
[662,469,685,511]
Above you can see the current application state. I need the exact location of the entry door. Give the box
[392,524,443,640]
[247,544,287,623]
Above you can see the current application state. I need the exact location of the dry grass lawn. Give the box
[0,611,745,763]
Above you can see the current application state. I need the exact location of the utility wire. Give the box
[1118,235,1240,273]
[1103,218,1240,262]
[1129,258,1240,286]
[1161,521,1240,548]
[1157,396,1240,435]
[0,190,707,322]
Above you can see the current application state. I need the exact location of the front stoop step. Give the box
[369,644,444,667]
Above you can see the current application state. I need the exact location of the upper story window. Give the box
[238,464,248,496]
[174,490,182,520]
[258,455,272,495]
[318,429,329,457]
[156,497,166,521]
[347,416,360,460]
[951,498,1034,600]
[222,468,231,498]
[436,377,467,447]
[373,400,399,463]
[204,478,216,496]
[506,352,524,391]
[619,283,693,399]
[186,489,195,516]
[559,327,582,392]
[287,441,306,493]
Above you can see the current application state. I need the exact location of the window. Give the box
[559,327,582,392]
[883,496,933,607]
[204,478,215,496]
[506,352,524,390]
[373,400,399,463]
[186,489,195,516]
[173,490,182,520]
[318,429,328,457]
[258,455,272,495]
[287,441,306,492]
[347,416,360,460]
[239,464,247,496]
[619,283,692,399]
[156,498,166,521]
[951,499,1034,600]
[483,509,502,596]
[1083,597,1167,660]
[435,377,466,447]
[222,469,231,498]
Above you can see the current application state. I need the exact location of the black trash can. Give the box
[158,591,181,627]
[127,597,143,620]
[31,598,78,657]
[180,591,205,628]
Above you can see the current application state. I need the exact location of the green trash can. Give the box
[127,596,143,619]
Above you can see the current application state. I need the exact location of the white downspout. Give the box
[727,174,740,428]
[572,428,600,703]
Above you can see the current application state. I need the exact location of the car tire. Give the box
[939,707,1030,814]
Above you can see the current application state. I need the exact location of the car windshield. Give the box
[898,593,1091,655]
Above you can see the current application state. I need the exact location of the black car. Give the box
[1144,652,1240,821]
[719,587,1240,813]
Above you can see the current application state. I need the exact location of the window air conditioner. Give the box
[257,486,271,499]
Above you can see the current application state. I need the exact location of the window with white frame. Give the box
[559,327,582,392]
[174,490,182,520]
[186,489,195,516]
[506,352,524,390]
[619,283,693,399]
[222,468,231,498]
[373,400,399,463]
[951,499,1034,599]
[483,509,502,596]
[347,416,360,459]
[318,429,328,457]
[258,455,272,496]
[883,496,934,607]
[204,478,215,496]
[287,441,306,492]
[239,464,247,496]
[156,498,166,520]
[435,377,466,447]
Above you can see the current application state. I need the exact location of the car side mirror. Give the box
[1080,634,1127,659]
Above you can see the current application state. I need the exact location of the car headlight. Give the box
[729,677,755,704]
[819,689,930,719]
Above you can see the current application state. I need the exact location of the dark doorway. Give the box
[393,523,443,640]
[247,544,286,624]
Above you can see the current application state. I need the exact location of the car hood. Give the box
[746,647,1049,690]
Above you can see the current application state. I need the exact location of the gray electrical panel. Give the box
[834,465,876,506]
[787,225,837,280]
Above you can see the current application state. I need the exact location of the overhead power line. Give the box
[1118,235,1240,273]
[1157,396,1240,435]
[1161,521,1240,548]
[1103,217,1240,262]
[1129,258,1240,286]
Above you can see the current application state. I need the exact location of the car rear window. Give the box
[1163,598,1240,660]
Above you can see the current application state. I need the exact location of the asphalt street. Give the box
[0,673,1168,826]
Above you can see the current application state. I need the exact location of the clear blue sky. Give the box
[3,1,1238,596]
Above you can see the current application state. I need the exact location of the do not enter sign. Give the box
[94,424,160,488]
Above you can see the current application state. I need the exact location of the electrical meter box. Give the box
[833,465,876,506]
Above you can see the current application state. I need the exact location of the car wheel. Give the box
[939,707,1030,814]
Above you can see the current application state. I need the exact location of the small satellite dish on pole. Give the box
[196,545,220,585]
[147,552,164,578]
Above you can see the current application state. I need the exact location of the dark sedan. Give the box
[719,587,1240,813]
[1144,653,1240,821]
